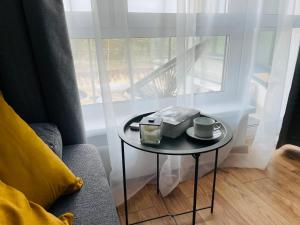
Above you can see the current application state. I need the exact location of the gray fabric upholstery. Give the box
[30,123,63,158]
[0,0,85,145]
[97,146,112,180]
[50,144,120,225]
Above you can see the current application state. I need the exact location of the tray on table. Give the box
[118,112,233,155]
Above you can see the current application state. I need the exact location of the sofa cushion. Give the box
[30,123,63,158]
[50,144,120,225]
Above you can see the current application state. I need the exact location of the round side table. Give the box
[118,112,233,225]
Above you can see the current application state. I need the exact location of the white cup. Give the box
[193,117,221,138]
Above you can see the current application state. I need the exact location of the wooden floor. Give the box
[117,145,300,225]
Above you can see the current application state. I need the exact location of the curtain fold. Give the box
[223,0,296,168]
[277,48,300,148]
[0,0,85,145]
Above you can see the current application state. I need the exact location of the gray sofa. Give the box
[31,123,120,225]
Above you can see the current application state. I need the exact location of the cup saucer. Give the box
[186,127,222,141]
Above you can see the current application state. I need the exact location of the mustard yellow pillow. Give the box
[0,94,83,208]
[0,180,73,225]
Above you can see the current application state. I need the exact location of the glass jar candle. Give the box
[139,117,162,145]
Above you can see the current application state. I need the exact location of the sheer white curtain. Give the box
[63,0,298,204]
[223,0,297,168]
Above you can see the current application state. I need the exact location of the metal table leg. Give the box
[211,149,219,214]
[121,143,219,225]
[192,153,200,225]
[157,154,160,194]
[121,140,129,225]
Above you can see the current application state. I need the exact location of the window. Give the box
[71,39,99,105]
[64,0,234,105]
[63,0,300,135]
[72,36,227,104]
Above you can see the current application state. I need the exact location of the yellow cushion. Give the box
[0,94,83,208]
[0,180,73,225]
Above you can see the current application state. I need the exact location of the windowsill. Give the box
[83,99,256,138]
[85,123,106,137]
[200,101,255,117]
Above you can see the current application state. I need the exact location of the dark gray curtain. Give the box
[0,0,86,145]
[277,47,300,148]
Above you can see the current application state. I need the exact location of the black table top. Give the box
[118,112,233,155]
